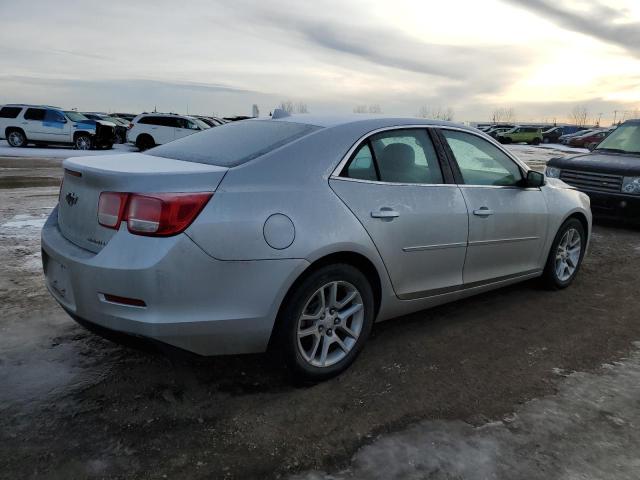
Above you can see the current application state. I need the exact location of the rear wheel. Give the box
[532,137,541,145]
[276,264,374,382]
[75,134,93,150]
[7,129,27,147]
[136,134,155,151]
[542,218,586,289]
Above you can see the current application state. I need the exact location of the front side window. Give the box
[45,109,66,123]
[441,129,523,186]
[24,108,46,121]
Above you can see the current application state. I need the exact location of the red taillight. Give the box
[97,192,212,236]
[98,192,129,229]
[127,193,212,236]
[127,123,134,130]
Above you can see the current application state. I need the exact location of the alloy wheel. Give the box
[555,227,582,282]
[8,131,24,147]
[76,136,91,150]
[296,281,364,368]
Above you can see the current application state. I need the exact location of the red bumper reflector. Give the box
[102,293,147,307]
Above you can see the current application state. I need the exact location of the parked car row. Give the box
[0,104,234,150]
[477,123,612,149]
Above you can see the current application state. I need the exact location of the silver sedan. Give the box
[42,114,591,381]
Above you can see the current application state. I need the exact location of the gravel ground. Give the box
[1,145,639,479]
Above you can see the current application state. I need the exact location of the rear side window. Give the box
[24,108,46,121]
[148,120,320,167]
[138,116,166,126]
[0,107,22,118]
[341,129,443,184]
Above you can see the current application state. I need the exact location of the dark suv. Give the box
[546,120,640,220]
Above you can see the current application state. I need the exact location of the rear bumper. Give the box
[41,207,309,355]
[581,190,640,220]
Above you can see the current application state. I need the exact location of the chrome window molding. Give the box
[329,176,456,188]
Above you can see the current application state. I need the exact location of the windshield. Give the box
[148,120,321,167]
[65,111,88,122]
[595,123,640,154]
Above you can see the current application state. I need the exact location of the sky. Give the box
[0,0,639,124]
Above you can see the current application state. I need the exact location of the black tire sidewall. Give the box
[8,130,26,147]
[543,218,586,289]
[278,264,374,381]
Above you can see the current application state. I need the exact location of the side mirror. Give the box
[524,170,545,188]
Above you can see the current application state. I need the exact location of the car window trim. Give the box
[332,125,455,186]
[434,126,536,189]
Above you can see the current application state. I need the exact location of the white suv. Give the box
[0,104,117,150]
[127,113,210,150]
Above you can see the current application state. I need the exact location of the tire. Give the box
[7,129,27,147]
[542,218,586,290]
[75,133,93,150]
[102,143,113,150]
[276,264,375,382]
[115,132,125,144]
[136,134,155,151]
[543,137,550,144]
[532,138,541,145]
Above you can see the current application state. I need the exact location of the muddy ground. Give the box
[1,148,639,479]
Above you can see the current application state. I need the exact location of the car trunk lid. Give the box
[58,152,228,253]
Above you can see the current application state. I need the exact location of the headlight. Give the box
[622,177,640,194]
[545,166,561,178]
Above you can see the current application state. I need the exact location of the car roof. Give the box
[269,114,466,130]
[2,103,62,109]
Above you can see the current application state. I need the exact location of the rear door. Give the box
[438,128,548,285]
[329,127,468,299]
[23,108,47,140]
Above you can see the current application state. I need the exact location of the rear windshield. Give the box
[147,120,321,167]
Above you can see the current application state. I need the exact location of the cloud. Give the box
[503,0,640,57]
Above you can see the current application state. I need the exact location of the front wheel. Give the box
[75,134,93,150]
[276,264,374,382]
[542,218,586,289]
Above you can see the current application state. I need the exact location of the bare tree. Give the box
[491,107,515,124]
[418,106,454,121]
[278,100,309,114]
[569,105,589,127]
[353,104,382,114]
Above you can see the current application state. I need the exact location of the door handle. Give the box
[473,207,494,217]
[21,122,28,125]
[371,208,400,219]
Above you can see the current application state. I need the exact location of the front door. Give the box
[439,128,548,285]
[42,109,71,142]
[330,128,468,299]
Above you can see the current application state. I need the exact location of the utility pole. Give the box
[613,110,618,125]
